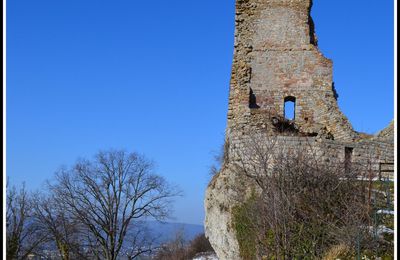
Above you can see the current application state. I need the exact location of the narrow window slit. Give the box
[344,147,353,174]
[284,96,296,120]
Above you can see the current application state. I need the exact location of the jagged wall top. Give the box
[235,0,316,48]
[229,0,358,141]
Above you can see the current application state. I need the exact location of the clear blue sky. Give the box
[7,0,394,225]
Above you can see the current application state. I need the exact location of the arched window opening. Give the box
[249,88,260,109]
[284,96,296,120]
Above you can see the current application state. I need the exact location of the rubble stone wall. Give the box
[205,0,394,259]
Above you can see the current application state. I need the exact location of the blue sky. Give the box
[7,0,394,225]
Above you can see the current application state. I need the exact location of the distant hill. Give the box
[146,221,204,244]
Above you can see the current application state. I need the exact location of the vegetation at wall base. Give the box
[229,136,394,259]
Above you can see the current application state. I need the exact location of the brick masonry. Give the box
[226,0,394,173]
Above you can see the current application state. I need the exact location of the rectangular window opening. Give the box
[344,147,353,174]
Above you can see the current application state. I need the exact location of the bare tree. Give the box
[31,193,88,260]
[6,183,47,260]
[48,150,180,260]
[114,220,158,260]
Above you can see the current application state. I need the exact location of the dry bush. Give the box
[154,232,214,260]
[187,234,215,259]
[153,230,188,260]
[231,135,378,259]
[322,244,353,260]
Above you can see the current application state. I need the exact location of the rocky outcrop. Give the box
[205,167,241,260]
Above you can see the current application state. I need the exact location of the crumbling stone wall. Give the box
[228,0,358,141]
[205,0,394,259]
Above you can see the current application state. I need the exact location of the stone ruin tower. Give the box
[204,0,394,259]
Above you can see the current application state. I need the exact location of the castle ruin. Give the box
[204,0,394,259]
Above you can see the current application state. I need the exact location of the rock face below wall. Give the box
[204,0,394,259]
[205,163,261,259]
[205,167,241,260]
